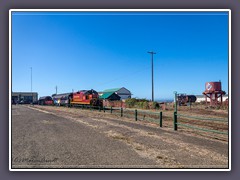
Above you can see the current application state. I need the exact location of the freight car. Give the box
[177,94,196,106]
[38,96,53,105]
[70,89,102,107]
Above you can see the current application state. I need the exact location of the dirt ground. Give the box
[31,104,229,141]
[22,104,229,168]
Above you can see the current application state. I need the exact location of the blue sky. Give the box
[11,11,229,100]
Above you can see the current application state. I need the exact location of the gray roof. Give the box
[12,92,38,94]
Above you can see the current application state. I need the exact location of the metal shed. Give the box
[102,87,131,100]
[100,92,121,101]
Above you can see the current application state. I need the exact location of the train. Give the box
[177,94,197,106]
[38,89,102,107]
[52,93,73,106]
[38,96,54,105]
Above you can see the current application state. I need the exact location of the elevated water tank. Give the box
[203,81,226,106]
[205,82,222,92]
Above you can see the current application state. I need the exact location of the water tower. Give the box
[202,81,226,106]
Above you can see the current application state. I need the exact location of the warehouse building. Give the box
[100,87,132,100]
[12,92,38,104]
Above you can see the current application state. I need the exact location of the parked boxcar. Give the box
[177,94,196,106]
[38,96,53,105]
[70,89,102,107]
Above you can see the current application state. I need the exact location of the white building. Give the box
[196,94,228,102]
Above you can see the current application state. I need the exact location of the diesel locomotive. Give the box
[39,89,102,107]
[70,89,102,107]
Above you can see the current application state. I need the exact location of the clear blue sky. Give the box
[12,11,229,100]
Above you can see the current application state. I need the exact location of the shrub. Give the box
[142,101,149,109]
[138,98,149,102]
[125,98,137,108]
[152,101,160,109]
[135,101,143,109]
[125,98,152,109]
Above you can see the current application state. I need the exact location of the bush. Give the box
[135,101,143,108]
[125,98,137,108]
[142,101,149,109]
[125,98,154,109]
[125,98,151,109]
[152,101,160,109]
[138,98,149,102]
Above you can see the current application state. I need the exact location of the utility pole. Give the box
[147,51,156,102]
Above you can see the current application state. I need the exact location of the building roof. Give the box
[103,88,121,93]
[99,92,115,99]
[12,92,38,94]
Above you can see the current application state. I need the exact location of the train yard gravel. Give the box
[11,105,229,169]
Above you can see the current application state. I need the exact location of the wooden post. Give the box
[174,112,177,131]
[160,112,162,127]
[135,110,137,121]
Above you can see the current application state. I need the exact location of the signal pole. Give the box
[147,51,156,102]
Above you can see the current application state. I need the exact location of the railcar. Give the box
[177,94,196,106]
[70,89,102,107]
[52,93,73,107]
[38,96,53,105]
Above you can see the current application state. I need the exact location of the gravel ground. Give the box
[11,105,229,169]
[12,105,157,169]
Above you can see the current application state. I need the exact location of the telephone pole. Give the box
[55,86,58,95]
[147,51,156,102]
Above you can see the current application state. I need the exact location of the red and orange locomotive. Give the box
[70,89,102,107]
[40,89,102,107]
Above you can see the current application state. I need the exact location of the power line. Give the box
[94,66,151,88]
